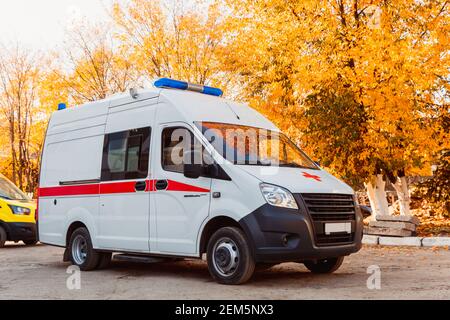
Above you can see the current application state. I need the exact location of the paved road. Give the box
[0,243,449,299]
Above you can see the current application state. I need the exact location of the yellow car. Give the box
[0,173,37,247]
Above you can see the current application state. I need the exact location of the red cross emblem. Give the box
[302,172,322,182]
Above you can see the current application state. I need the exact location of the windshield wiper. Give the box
[0,195,13,200]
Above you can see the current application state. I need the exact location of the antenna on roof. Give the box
[225,102,240,120]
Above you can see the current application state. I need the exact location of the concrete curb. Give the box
[363,235,450,248]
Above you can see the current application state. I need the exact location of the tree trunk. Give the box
[365,174,390,220]
[375,174,390,216]
[9,122,17,185]
[392,176,411,216]
[365,179,377,221]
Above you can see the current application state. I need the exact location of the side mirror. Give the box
[184,163,203,179]
[183,150,203,179]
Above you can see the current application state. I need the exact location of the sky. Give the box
[0,0,113,49]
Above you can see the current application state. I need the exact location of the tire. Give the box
[23,240,38,246]
[0,226,7,248]
[304,257,344,274]
[96,252,112,269]
[207,227,255,285]
[68,227,100,271]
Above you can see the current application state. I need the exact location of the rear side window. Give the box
[101,127,151,181]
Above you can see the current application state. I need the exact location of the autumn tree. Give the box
[0,45,44,193]
[302,83,371,189]
[50,22,140,105]
[221,0,450,218]
[112,0,227,88]
[415,108,450,218]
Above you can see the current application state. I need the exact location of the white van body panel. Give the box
[150,121,212,255]
[97,92,158,252]
[39,99,109,246]
[237,166,355,195]
[64,203,99,247]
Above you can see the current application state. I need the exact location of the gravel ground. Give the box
[0,243,449,300]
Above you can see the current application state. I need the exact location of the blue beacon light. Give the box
[154,78,223,97]
[58,103,67,111]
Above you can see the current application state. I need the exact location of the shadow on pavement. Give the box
[58,259,359,287]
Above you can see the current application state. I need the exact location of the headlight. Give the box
[8,205,31,215]
[260,183,298,209]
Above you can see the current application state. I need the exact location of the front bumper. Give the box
[239,202,363,263]
[2,222,37,242]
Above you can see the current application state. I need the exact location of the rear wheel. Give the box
[23,240,38,246]
[68,227,100,271]
[0,226,7,248]
[207,227,255,285]
[304,257,344,274]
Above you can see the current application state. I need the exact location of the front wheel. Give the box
[68,227,100,271]
[304,257,344,274]
[207,227,255,285]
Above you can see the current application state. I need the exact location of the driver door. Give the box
[152,124,212,255]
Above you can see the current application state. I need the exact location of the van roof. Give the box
[51,85,279,131]
[158,87,279,130]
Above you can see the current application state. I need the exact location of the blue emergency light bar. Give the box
[58,103,67,111]
[154,78,223,97]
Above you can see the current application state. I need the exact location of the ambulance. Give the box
[38,78,363,285]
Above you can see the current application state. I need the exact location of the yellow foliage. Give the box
[112,0,228,89]
[220,0,450,183]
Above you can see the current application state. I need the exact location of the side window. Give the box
[162,127,201,174]
[101,127,151,181]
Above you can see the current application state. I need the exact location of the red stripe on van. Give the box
[39,184,100,197]
[147,180,156,192]
[99,181,141,194]
[38,180,209,196]
[166,180,210,193]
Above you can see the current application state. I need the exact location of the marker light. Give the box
[58,103,67,111]
[154,78,223,97]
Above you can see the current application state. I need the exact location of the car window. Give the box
[101,127,151,181]
[161,127,203,174]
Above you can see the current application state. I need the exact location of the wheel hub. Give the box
[72,235,87,265]
[213,238,240,277]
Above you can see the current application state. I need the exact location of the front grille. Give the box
[301,193,356,246]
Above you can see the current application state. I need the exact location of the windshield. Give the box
[196,122,318,169]
[0,174,30,201]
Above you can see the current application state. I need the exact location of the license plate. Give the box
[325,222,352,235]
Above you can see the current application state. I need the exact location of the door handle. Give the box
[135,181,147,192]
[155,180,168,191]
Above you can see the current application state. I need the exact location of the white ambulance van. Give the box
[38,78,363,285]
